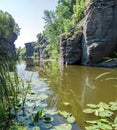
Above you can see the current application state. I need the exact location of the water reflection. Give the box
[18,60,117,129]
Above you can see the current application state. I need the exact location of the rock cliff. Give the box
[25,42,35,58]
[60,0,117,67]
[59,29,82,65]
[82,0,117,65]
[0,33,17,61]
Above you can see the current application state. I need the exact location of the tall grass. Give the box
[0,62,19,127]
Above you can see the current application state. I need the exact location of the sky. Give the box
[0,0,58,48]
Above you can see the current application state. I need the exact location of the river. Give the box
[17,59,117,129]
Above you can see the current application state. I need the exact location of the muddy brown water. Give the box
[17,59,117,129]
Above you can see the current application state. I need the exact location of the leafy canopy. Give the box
[0,10,20,39]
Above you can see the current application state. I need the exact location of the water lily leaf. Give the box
[87,104,98,108]
[98,106,105,112]
[39,87,49,92]
[26,102,34,107]
[63,102,70,106]
[44,109,58,115]
[99,119,110,124]
[67,116,75,123]
[97,122,112,130]
[110,105,117,111]
[86,120,97,124]
[85,125,99,130]
[94,110,99,116]
[51,123,72,130]
[98,102,109,109]
[58,111,71,118]
[98,110,113,117]
[109,101,117,105]
[38,94,48,100]
[33,126,40,130]
[83,108,94,114]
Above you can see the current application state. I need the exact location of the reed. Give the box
[0,62,19,126]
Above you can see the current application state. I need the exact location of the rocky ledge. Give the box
[60,0,117,68]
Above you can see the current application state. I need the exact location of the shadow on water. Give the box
[17,59,117,129]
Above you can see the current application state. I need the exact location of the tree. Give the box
[43,10,56,27]
[0,10,20,39]
[37,0,89,59]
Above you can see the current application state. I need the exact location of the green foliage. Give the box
[0,10,20,39]
[34,110,43,123]
[43,10,56,27]
[83,101,117,129]
[39,0,90,59]
[33,109,53,124]
[18,47,26,59]
[63,19,75,33]
[9,123,27,130]
[0,62,19,128]
[73,0,89,22]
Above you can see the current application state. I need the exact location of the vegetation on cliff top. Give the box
[34,0,89,59]
[0,10,20,61]
[0,10,20,39]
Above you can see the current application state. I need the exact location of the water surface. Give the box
[17,59,117,129]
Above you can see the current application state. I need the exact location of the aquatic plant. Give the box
[0,62,19,127]
[19,75,32,114]
[83,101,117,130]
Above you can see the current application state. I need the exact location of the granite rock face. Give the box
[39,39,49,60]
[0,33,17,60]
[25,42,35,58]
[82,0,117,65]
[60,30,82,65]
[60,0,117,67]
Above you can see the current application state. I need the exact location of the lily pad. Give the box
[37,94,48,100]
[67,115,75,123]
[63,102,70,106]
[44,109,58,115]
[83,108,94,114]
[87,104,98,108]
[110,105,117,111]
[33,126,40,130]
[97,122,112,130]
[51,123,72,130]
[85,125,100,130]
[85,120,97,124]
[98,102,109,109]
[98,110,113,117]
[58,111,71,118]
